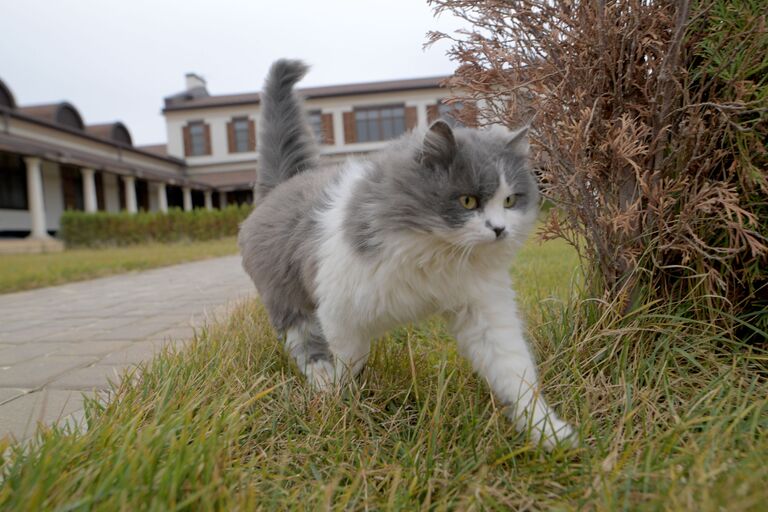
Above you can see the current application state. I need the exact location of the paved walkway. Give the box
[0,255,254,441]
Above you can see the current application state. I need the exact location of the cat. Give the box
[238,59,576,450]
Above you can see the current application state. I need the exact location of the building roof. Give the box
[163,75,450,112]
[0,78,181,166]
[18,102,86,130]
[138,143,168,156]
[0,78,15,109]
[85,122,133,146]
[3,105,186,166]
[0,130,213,188]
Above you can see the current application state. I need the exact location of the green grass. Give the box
[0,238,238,294]
[1,234,766,510]
[512,234,582,319]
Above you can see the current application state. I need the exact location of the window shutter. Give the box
[227,121,235,153]
[183,125,192,156]
[248,119,256,151]
[321,113,334,145]
[343,111,356,144]
[404,106,418,130]
[427,104,439,124]
[462,101,479,128]
[204,124,212,155]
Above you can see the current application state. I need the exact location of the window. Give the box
[188,122,207,156]
[307,111,324,143]
[354,105,406,143]
[61,166,84,211]
[438,101,466,128]
[0,152,27,210]
[232,118,251,153]
[228,117,255,153]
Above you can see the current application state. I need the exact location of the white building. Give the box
[1,72,469,244]
[161,72,472,205]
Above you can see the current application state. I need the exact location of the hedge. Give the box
[59,205,252,248]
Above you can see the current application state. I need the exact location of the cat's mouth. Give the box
[447,233,510,249]
[477,227,510,244]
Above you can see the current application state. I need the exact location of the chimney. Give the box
[185,73,207,92]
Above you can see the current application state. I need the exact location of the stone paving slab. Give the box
[96,341,164,365]
[44,340,134,357]
[0,355,97,388]
[48,364,136,390]
[0,389,93,441]
[0,388,26,404]
[0,255,254,442]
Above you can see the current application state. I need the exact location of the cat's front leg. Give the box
[316,306,371,387]
[447,290,576,451]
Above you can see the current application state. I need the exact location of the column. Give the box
[23,156,49,239]
[182,186,192,212]
[414,102,429,128]
[218,191,228,209]
[204,190,213,210]
[81,168,98,213]
[157,183,168,213]
[332,110,345,148]
[123,175,138,213]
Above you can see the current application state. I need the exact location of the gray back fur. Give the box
[239,165,339,331]
[256,59,318,199]
[240,59,538,335]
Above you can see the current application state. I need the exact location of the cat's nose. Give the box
[492,226,506,238]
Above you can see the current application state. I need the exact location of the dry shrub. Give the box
[430,0,767,333]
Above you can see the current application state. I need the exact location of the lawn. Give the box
[0,237,239,294]
[1,232,766,510]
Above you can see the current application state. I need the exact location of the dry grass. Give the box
[1,236,765,510]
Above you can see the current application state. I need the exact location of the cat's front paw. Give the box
[531,416,578,451]
[304,359,337,391]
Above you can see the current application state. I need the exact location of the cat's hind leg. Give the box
[283,315,336,390]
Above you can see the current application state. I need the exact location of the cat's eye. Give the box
[459,195,478,210]
[503,195,517,208]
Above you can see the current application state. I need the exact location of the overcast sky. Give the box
[0,0,466,146]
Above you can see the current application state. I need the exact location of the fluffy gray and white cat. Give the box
[239,59,576,450]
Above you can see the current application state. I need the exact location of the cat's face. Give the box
[400,121,539,250]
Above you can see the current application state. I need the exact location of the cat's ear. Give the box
[506,126,530,156]
[420,120,457,169]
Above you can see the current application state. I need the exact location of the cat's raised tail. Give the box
[256,59,318,199]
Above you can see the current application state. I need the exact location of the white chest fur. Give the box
[314,163,514,338]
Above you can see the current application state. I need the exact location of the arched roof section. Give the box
[56,103,85,130]
[18,102,85,130]
[86,122,133,146]
[111,122,133,145]
[0,78,16,108]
